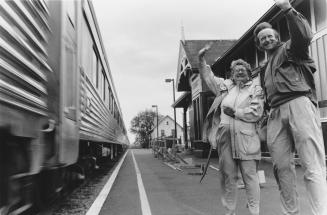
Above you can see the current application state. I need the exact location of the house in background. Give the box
[173,39,236,154]
[150,115,184,145]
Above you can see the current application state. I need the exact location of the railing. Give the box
[151,137,182,160]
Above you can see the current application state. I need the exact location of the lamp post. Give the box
[152,105,159,140]
[165,78,177,148]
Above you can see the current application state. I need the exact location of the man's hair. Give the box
[230,59,252,80]
[253,22,280,48]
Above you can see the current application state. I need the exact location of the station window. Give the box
[166,121,169,125]
[171,129,175,137]
[192,97,202,140]
[161,130,165,137]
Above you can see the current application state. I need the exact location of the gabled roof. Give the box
[176,40,236,92]
[183,40,236,69]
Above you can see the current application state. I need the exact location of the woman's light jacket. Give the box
[200,60,264,160]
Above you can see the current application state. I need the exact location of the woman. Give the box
[198,46,264,215]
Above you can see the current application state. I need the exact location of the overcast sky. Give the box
[91,0,274,144]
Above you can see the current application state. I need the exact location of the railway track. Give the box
[36,157,120,215]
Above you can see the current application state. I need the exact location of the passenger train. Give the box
[0,0,129,213]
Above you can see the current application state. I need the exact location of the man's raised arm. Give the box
[275,0,313,56]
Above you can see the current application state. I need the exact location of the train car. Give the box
[0,0,129,214]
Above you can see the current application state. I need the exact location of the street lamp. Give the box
[165,78,177,147]
[152,105,159,140]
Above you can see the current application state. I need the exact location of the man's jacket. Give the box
[264,8,317,108]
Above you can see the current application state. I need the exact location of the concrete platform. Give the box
[95,149,316,215]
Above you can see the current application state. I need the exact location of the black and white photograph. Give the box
[0,0,327,214]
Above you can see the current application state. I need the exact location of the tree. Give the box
[130,109,162,148]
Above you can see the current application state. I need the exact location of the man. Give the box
[253,0,327,214]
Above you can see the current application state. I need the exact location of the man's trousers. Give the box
[267,96,327,215]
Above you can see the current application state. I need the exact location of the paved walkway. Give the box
[90,149,313,215]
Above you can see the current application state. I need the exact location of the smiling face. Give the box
[232,65,249,83]
[257,28,279,51]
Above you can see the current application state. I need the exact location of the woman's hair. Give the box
[230,59,252,81]
[253,22,280,49]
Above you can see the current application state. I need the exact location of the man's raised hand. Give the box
[274,0,292,11]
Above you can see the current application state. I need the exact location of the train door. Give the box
[59,1,79,164]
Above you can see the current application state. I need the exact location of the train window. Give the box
[105,84,109,107]
[97,63,103,89]
[113,101,116,118]
[108,87,112,109]
[102,71,106,100]
[115,104,119,120]
[192,97,202,140]
[96,62,100,88]
[313,0,327,31]
[81,20,93,80]
[98,70,104,100]
[64,45,76,109]
[111,94,114,113]
[92,48,98,86]
[104,79,107,102]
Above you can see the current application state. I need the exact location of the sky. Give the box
[91,0,274,144]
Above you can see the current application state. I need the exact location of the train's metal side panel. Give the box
[0,0,51,137]
[78,0,126,145]
[58,0,79,165]
[46,0,80,165]
[80,71,119,143]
